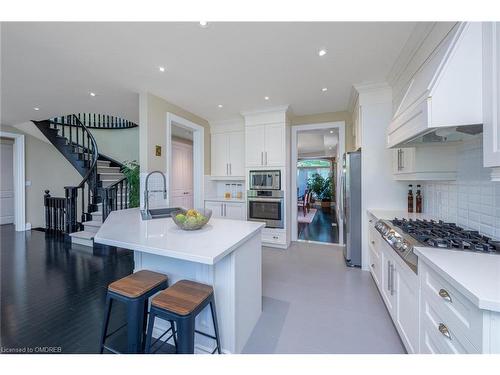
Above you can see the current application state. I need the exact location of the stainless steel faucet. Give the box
[144,171,167,212]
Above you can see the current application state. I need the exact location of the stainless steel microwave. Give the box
[249,170,281,190]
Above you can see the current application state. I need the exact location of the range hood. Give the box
[387,22,483,148]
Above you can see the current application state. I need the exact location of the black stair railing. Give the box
[102,177,129,221]
[50,113,138,129]
[44,190,66,234]
[45,114,99,234]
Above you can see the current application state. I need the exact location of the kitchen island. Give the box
[94,208,265,354]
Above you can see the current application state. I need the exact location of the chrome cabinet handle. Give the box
[229,163,232,175]
[390,263,395,296]
[439,288,452,303]
[371,263,375,269]
[400,149,404,170]
[387,260,391,292]
[438,323,451,340]
[265,151,268,165]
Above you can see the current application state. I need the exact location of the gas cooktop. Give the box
[391,218,500,254]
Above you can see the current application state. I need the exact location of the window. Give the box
[297,159,334,197]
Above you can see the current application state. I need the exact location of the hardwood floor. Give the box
[297,206,339,243]
[0,224,134,353]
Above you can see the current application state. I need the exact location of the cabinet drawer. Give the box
[368,222,381,254]
[262,228,285,244]
[369,246,381,287]
[421,264,483,350]
[421,298,479,354]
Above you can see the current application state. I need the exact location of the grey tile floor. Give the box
[242,241,406,354]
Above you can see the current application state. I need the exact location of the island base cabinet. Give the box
[133,231,262,354]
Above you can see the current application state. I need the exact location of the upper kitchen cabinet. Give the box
[210,119,245,179]
[352,96,362,151]
[482,22,500,181]
[242,106,289,168]
[392,144,457,180]
[387,22,483,149]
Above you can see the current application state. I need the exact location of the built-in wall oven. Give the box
[247,170,284,228]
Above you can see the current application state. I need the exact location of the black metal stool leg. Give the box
[144,310,156,354]
[127,299,145,353]
[170,320,178,353]
[209,296,222,354]
[142,300,149,351]
[99,295,113,354]
[176,316,195,354]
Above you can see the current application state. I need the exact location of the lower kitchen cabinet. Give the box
[369,220,419,353]
[204,200,246,220]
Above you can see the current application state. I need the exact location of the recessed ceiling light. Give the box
[89,92,96,97]
[318,49,327,57]
[159,66,166,72]
[264,96,270,101]
[329,147,332,150]
[33,107,40,111]
[199,21,209,28]
[321,87,328,92]
[217,104,223,108]
[330,130,334,134]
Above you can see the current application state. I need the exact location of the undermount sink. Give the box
[140,207,182,220]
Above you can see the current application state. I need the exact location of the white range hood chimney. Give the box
[387,22,483,148]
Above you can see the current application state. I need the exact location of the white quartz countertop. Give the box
[368,209,437,221]
[414,247,500,312]
[94,208,264,265]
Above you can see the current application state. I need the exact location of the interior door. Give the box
[0,138,15,224]
[171,141,194,208]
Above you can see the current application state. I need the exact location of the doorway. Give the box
[291,122,345,245]
[166,113,204,209]
[170,125,194,208]
[1,137,15,224]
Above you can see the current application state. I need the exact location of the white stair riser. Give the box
[97,161,111,167]
[99,173,125,180]
[71,237,93,247]
[84,225,100,233]
[97,167,121,174]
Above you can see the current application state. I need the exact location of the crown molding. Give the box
[240,105,291,117]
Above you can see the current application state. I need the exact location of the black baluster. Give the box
[44,190,51,231]
[124,182,128,209]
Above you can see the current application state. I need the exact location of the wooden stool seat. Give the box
[108,270,168,298]
[151,280,213,316]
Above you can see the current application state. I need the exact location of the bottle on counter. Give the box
[236,184,243,199]
[415,184,423,213]
[231,183,237,198]
[224,184,231,199]
[408,184,414,213]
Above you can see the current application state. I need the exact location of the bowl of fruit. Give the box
[171,208,212,231]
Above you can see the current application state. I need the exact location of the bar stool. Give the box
[144,280,221,354]
[100,270,169,354]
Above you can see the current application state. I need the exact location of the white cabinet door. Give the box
[264,123,285,166]
[394,266,419,353]
[205,201,223,218]
[245,125,265,167]
[211,133,229,176]
[393,147,415,175]
[380,251,396,316]
[0,139,14,224]
[228,132,245,176]
[224,202,246,220]
[483,22,500,175]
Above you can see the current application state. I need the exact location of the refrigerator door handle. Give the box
[339,172,344,221]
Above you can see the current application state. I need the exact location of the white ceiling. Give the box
[1,22,416,126]
[298,128,339,158]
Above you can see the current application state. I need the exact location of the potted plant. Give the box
[121,160,140,208]
[307,173,334,208]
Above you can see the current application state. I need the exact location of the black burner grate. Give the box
[391,218,500,254]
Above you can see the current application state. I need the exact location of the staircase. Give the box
[33,114,131,248]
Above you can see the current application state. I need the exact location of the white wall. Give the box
[423,139,500,239]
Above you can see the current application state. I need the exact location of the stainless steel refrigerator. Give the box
[340,151,361,267]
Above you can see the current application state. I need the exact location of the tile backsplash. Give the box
[423,138,500,239]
